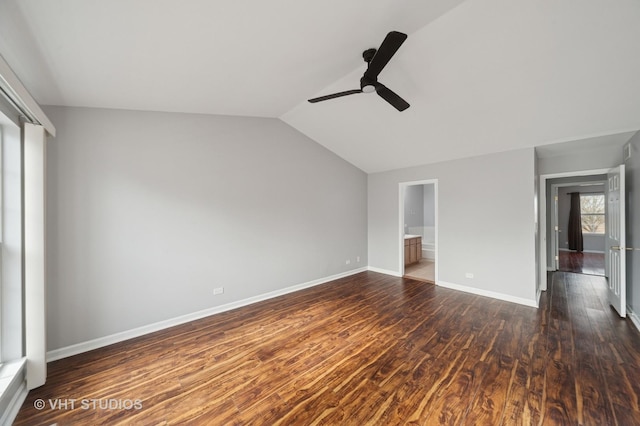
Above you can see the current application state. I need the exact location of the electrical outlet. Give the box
[356,256,360,263]
[213,287,224,295]
[465,273,474,279]
[346,259,351,265]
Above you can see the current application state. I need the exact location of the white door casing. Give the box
[554,188,559,270]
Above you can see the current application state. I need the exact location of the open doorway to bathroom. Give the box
[400,180,437,283]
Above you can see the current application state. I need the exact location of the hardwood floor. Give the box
[15,271,640,425]
[558,251,605,276]
[404,258,435,283]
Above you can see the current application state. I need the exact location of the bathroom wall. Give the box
[404,185,424,236]
[423,184,436,247]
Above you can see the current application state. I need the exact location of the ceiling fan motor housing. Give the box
[362,48,377,63]
[362,48,378,92]
[360,76,376,93]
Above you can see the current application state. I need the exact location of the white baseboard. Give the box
[437,280,538,308]
[366,269,538,308]
[628,306,640,332]
[47,267,368,362]
[367,266,402,277]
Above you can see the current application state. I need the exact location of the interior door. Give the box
[607,165,626,317]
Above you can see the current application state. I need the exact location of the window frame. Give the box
[579,193,605,235]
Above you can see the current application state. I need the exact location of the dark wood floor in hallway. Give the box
[558,251,605,276]
[15,271,640,425]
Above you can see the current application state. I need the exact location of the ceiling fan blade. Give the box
[364,31,408,80]
[375,83,410,111]
[308,89,363,103]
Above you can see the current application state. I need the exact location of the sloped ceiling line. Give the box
[1,0,639,172]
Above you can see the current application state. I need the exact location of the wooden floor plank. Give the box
[14,271,640,425]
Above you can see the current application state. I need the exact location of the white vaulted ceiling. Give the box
[2,0,640,172]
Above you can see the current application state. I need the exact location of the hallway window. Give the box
[580,194,605,234]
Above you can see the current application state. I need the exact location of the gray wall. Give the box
[423,184,435,228]
[626,132,640,318]
[538,144,623,175]
[557,185,606,252]
[44,106,368,351]
[369,148,536,303]
[403,185,424,235]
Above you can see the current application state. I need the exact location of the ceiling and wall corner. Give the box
[1,0,639,173]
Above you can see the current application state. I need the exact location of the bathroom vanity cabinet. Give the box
[404,235,422,266]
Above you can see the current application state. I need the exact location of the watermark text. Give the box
[34,398,143,411]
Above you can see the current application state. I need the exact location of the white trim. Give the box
[0,381,27,426]
[541,169,610,180]
[539,175,548,291]
[536,288,543,305]
[438,280,538,308]
[47,267,367,362]
[627,306,640,332]
[367,266,402,277]
[550,184,559,271]
[0,54,55,136]
[624,143,632,161]
[23,123,47,390]
[0,359,27,426]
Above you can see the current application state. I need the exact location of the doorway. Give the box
[550,178,607,276]
[399,180,438,283]
[539,166,627,319]
[541,170,610,293]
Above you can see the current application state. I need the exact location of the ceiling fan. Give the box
[308,31,410,111]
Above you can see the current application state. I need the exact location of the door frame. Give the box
[539,168,609,292]
[398,179,439,281]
